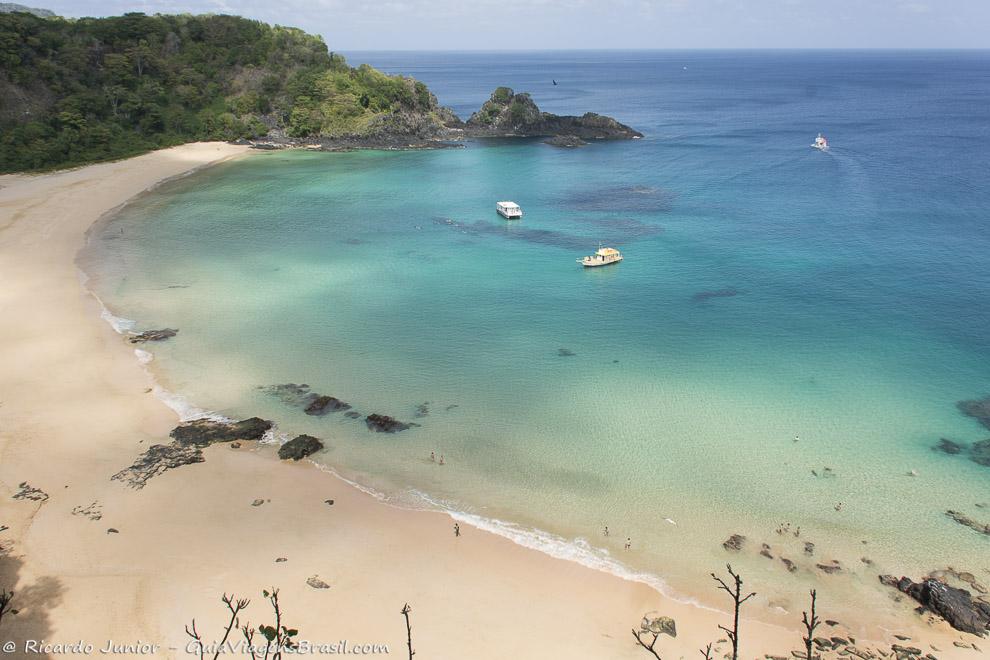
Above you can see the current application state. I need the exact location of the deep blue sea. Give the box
[84,51,990,626]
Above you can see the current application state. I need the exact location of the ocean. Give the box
[81,50,990,626]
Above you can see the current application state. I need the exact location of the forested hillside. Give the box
[0,12,452,171]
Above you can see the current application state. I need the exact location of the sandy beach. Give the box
[0,143,982,659]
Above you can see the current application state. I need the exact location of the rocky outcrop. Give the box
[111,442,205,489]
[129,328,177,343]
[544,135,587,148]
[170,417,272,446]
[304,395,351,416]
[461,87,641,140]
[958,396,990,430]
[278,435,324,461]
[365,414,413,433]
[879,575,990,636]
[264,384,351,417]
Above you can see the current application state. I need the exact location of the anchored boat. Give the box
[578,245,623,267]
[812,133,829,151]
[496,201,522,219]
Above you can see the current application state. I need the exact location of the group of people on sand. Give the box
[429,451,445,465]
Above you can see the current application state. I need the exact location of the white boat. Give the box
[812,133,829,151]
[577,245,623,267]
[496,201,522,219]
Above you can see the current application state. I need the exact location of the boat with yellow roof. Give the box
[577,244,623,267]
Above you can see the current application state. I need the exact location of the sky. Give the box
[37,0,990,50]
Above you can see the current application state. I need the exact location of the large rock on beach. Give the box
[879,575,990,636]
[170,417,272,446]
[278,435,324,461]
[111,443,204,489]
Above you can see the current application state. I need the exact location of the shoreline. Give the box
[0,142,981,658]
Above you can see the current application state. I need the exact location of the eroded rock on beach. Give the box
[365,414,414,433]
[879,575,990,636]
[278,435,324,461]
[957,396,990,431]
[114,417,273,488]
[111,442,205,489]
[12,481,48,502]
[170,417,272,446]
[128,328,177,344]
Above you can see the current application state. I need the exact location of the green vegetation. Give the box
[0,11,449,172]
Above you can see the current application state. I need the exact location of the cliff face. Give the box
[459,87,642,140]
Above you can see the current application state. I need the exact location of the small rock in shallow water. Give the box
[557,348,576,357]
[365,414,412,433]
[344,411,361,418]
[275,557,287,563]
[128,328,177,344]
[306,576,330,589]
[804,541,815,556]
[251,499,265,507]
[722,534,746,552]
[760,543,774,559]
[106,528,119,534]
[304,395,351,416]
[324,499,334,506]
[781,557,797,573]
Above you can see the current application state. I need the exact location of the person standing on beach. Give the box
[624,537,631,550]
[454,523,460,537]
[430,451,435,463]
[604,525,609,537]
[439,455,445,465]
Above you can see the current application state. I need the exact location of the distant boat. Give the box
[552,79,558,86]
[578,244,623,267]
[496,201,523,219]
[812,133,829,151]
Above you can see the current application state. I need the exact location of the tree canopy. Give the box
[0,11,446,172]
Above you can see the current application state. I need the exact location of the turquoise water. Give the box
[84,52,990,624]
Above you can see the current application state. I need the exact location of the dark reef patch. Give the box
[564,185,675,214]
[692,288,740,303]
[957,396,990,431]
